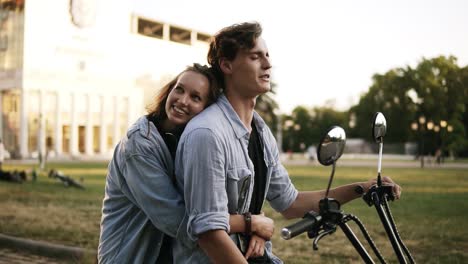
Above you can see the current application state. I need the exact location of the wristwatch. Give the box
[243,212,252,235]
[354,184,365,196]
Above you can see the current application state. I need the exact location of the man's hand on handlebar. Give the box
[363,176,402,200]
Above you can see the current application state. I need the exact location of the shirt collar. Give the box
[216,94,267,139]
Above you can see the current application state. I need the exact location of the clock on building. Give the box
[69,0,97,28]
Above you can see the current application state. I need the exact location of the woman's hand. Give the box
[244,235,265,260]
[251,213,274,240]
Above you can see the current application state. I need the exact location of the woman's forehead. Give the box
[176,71,209,92]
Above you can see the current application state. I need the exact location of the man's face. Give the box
[229,37,272,98]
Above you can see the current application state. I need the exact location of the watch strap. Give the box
[243,212,252,235]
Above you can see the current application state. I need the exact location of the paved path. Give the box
[0,233,92,264]
[0,248,62,264]
[283,159,468,169]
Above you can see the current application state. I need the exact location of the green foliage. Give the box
[255,82,280,135]
[282,106,348,152]
[349,56,468,156]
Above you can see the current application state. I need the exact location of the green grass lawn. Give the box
[1,162,467,263]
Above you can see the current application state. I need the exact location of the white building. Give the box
[0,0,211,159]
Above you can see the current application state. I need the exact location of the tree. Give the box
[255,82,279,136]
[281,105,347,152]
[350,56,468,157]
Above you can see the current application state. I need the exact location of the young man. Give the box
[175,22,402,264]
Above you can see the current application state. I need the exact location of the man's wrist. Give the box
[243,212,252,235]
[354,184,365,196]
[358,181,373,195]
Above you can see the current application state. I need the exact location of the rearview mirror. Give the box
[372,112,387,143]
[317,126,346,166]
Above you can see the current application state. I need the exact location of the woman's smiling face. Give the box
[164,70,211,129]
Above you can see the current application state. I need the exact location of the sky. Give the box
[133,0,468,114]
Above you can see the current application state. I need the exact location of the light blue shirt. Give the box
[174,95,298,263]
[98,116,193,263]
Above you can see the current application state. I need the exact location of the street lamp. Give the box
[274,109,283,155]
[427,121,434,130]
[440,120,447,128]
[418,116,426,168]
[437,121,453,163]
[284,120,295,156]
[419,116,426,125]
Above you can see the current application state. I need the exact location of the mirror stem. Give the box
[325,160,336,198]
[377,139,383,186]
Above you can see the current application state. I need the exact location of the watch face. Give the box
[355,185,364,195]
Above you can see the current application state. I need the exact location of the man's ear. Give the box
[219,58,232,74]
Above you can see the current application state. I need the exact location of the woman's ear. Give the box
[219,58,232,74]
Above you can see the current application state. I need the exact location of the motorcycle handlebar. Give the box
[281,211,322,240]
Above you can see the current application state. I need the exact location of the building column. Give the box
[70,93,78,156]
[163,23,170,41]
[190,31,197,45]
[38,90,46,161]
[0,92,3,140]
[112,96,120,148]
[85,94,93,155]
[99,95,107,155]
[19,89,28,158]
[55,92,62,156]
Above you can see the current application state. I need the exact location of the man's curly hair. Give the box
[207,22,263,86]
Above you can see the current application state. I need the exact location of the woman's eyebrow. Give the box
[174,81,185,88]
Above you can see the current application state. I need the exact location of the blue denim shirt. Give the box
[174,95,298,263]
[98,116,193,263]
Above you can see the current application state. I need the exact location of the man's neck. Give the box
[225,91,256,132]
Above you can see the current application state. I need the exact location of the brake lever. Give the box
[312,228,336,250]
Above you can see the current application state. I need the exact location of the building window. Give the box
[170,26,191,45]
[197,33,211,43]
[0,0,25,70]
[62,125,70,154]
[0,0,25,11]
[1,90,20,156]
[93,126,100,153]
[137,18,163,39]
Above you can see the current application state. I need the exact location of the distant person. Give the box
[0,139,5,171]
[435,148,443,165]
[306,145,317,162]
[98,64,274,263]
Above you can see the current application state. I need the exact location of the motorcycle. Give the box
[281,112,415,263]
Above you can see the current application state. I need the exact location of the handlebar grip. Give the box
[281,211,321,240]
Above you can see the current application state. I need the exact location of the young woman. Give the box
[98,64,274,263]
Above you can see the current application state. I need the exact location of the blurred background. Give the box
[1,0,467,162]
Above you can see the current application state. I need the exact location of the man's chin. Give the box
[261,86,271,93]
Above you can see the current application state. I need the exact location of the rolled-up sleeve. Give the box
[264,129,298,212]
[176,128,230,241]
[267,163,298,212]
